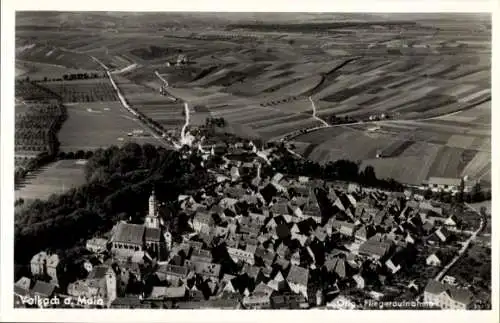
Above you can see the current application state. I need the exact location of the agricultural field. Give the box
[58,101,164,151]
[16,44,101,70]
[15,159,87,201]
[15,102,66,156]
[38,79,119,103]
[15,12,491,186]
[293,100,491,185]
[15,60,101,82]
[15,80,59,102]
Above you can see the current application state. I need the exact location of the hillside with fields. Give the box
[15,12,491,192]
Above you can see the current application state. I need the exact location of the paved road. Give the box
[434,203,485,281]
[91,56,170,148]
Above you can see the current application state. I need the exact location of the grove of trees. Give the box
[267,149,404,192]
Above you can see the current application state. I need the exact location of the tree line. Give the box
[267,150,405,192]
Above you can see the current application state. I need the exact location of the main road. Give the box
[91,56,171,148]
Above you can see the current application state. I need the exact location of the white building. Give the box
[30,251,48,276]
[86,238,108,253]
[420,177,472,193]
[426,254,442,267]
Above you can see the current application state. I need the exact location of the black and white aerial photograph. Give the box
[6,8,494,316]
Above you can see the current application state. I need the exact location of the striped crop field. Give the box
[294,105,491,185]
[39,79,118,103]
[16,12,491,187]
[16,44,101,70]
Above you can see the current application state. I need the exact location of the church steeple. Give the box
[145,190,160,229]
[149,190,157,217]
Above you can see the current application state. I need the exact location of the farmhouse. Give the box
[421,177,464,193]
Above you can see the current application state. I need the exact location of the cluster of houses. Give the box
[14,141,476,310]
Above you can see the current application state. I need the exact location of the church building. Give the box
[110,190,169,260]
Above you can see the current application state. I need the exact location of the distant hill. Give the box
[16,12,490,31]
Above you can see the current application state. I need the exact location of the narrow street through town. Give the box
[434,203,486,281]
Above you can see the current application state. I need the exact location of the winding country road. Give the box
[309,96,329,127]
[154,71,178,102]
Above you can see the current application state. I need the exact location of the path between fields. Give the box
[90,56,169,148]
[308,96,329,127]
[434,203,485,281]
[154,71,178,102]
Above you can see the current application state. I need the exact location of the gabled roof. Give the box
[286,265,309,286]
[185,260,221,278]
[254,282,274,296]
[32,281,55,297]
[293,234,309,247]
[422,221,435,232]
[88,265,111,280]
[355,225,368,239]
[270,201,291,215]
[274,256,290,271]
[191,248,212,261]
[424,280,473,305]
[15,277,31,290]
[276,242,289,257]
[313,226,328,242]
[194,212,214,225]
[150,285,186,299]
[426,253,441,262]
[31,251,48,264]
[276,223,291,240]
[112,222,145,245]
[324,257,348,278]
[243,264,261,280]
[332,220,356,231]
[297,218,318,235]
[145,227,161,242]
[359,236,393,258]
[255,247,275,264]
[87,238,108,247]
[157,264,189,277]
[111,296,148,308]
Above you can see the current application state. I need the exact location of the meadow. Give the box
[15,159,87,201]
[58,101,163,151]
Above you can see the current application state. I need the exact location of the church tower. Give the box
[145,190,160,229]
